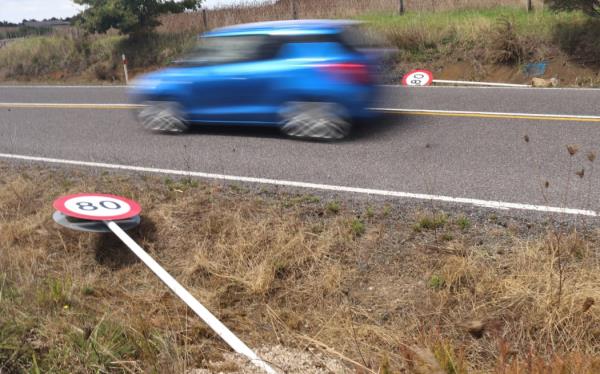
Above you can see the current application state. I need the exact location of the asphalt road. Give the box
[1,85,600,215]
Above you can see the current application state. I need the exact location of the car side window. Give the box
[178,35,282,66]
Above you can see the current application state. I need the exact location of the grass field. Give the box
[1,162,599,373]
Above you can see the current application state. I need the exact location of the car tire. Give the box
[280,101,352,140]
[137,101,189,133]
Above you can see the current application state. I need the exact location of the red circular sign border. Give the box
[402,69,434,86]
[53,193,142,221]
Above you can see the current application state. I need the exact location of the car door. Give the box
[187,35,284,124]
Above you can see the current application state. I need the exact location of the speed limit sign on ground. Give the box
[53,193,142,221]
[402,69,434,86]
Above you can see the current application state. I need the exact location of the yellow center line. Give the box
[398,110,600,122]
[0,103,144,110]
[2,102,600,123]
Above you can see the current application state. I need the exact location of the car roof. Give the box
[203,19,361,37]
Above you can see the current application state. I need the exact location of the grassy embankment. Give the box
[0,32,194,83]
[1,160,599,373]
[362,7,600,84]
[0,5,599,85]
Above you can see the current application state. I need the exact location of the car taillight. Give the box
[317,63,372,84]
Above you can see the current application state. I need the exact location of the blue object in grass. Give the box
[523,62,548,77]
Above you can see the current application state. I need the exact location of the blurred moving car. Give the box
[129,19,381,140]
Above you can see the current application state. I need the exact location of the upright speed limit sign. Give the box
[402,69,434,86]
[53,193,141,221]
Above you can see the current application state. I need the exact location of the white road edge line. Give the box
[1,153,597,217]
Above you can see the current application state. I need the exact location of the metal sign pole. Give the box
[104,221,277,374]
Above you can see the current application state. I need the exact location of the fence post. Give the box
[202,9,208,30]
[399,0,404,15]
[291,0,298,19]
[526,0,532,11]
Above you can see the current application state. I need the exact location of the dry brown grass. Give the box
[1,162,599,373]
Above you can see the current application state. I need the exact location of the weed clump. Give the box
[350,218,366,237]
[489,17,524,64]
[326,201,341,214]
[414,212,448,231]
[455,216,471,230]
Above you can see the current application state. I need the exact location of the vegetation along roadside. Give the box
[1,0,600,86]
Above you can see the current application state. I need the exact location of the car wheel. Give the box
[280,101,352,140]
[137,101,189,133]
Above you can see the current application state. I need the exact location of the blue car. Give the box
[129,19,380,140]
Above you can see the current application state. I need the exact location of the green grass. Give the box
[326,201,341,214]
[361,7,586,37]
[359,8,590,64]
[289,194,321,205]
[428,274,445,290]
[350,218,366,236]
[414,212,448,231]
[455,216,471,230]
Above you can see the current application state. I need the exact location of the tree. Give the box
[550,0,600,17]
[73,0,202,36]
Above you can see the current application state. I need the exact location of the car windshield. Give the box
[175,36,267,66]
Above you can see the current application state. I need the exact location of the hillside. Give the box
[0,1,598,86]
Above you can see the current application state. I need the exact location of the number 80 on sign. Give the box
[402,69,433,86]
[53,193,142,221]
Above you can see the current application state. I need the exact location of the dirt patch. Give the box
[190,345,347,374]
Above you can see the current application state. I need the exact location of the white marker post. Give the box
[53,193,277,374]
[122,54,129,85]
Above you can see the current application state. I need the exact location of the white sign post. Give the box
[53,193,277,374]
